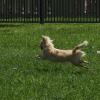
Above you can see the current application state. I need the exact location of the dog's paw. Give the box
[84,61,89,64]
[35,55,41,59]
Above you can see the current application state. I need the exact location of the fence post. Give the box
[40,0,44,24]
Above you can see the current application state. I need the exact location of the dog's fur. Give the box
[39,35,89,67]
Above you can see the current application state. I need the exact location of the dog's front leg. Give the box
[35,55,40,59]
[36,53,46,59]
[35,51,43,58]
[36,54,41,58]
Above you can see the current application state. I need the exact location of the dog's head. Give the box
[40,35,54,50]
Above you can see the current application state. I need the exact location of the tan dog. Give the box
[39,35,89,68]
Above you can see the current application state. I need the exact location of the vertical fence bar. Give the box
[49,0,51,22]
[0,0,100,23]
[17,0,19,22]
[24,0,25,22]
[44,0,46,22]
[54,0,55,22]
[96,0,98,22]
[4,0,5,22]
[48,0,49,22]
[52,0,53,22]
[12,0,14,22]
[82,0,84,22]
[89,0,91,22]
[98,0,100,22]
[13,0,15,22]
[63,0,65,22]
[65,0,67,22]
[71,0,73,22]
[80,0,83,22]
[15,0,17,22]
[20,0,23,22]
[61,0,63,22]
[40,0,44,23]
[11,0,12,22]
[57,0,58,22]
[79,0,81,22]
[74,0,76,22]
[67,0,69,22]
[98,0,100,23]
[94,0,96,22]
[66,0,68,22]
[0,0,2,22]
[31,0,33,22]
[5,0,7,22]
[36,0,38,22]
[34,0,36,22]
[93,0,94,22]
[91,0,93,22]
[76,0,78,22]
[7,0,9,22]
[73,0,75,22]
[2,0,4,22]
[62,0,64,22]
[59,0,61,22]
[51,0,52,22]
[19,0,21,22]
[69,0,71,22]
[14,0,16,22]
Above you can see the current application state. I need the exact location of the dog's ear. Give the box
[51,39,55,42]
[51,40,53,42]
[41,35,46,42]
[42,35,45,39]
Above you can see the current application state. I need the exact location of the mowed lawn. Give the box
[0,23,100,100]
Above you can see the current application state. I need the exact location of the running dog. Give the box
[39,35,89,68]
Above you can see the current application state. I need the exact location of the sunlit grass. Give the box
[0,23,100,100]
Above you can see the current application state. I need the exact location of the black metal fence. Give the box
[0,0,100,23]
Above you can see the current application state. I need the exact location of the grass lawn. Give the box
[0,23,100,100]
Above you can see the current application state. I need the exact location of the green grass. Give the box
[0,23,100,100]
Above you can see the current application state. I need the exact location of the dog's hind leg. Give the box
[83,60,89,64]
[72,61,88,69]
[74,62,88,69]
[80,59,89,64]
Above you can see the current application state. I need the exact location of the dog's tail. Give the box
[72,40,88,54]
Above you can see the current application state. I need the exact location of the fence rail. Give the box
[0,0,100,23]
